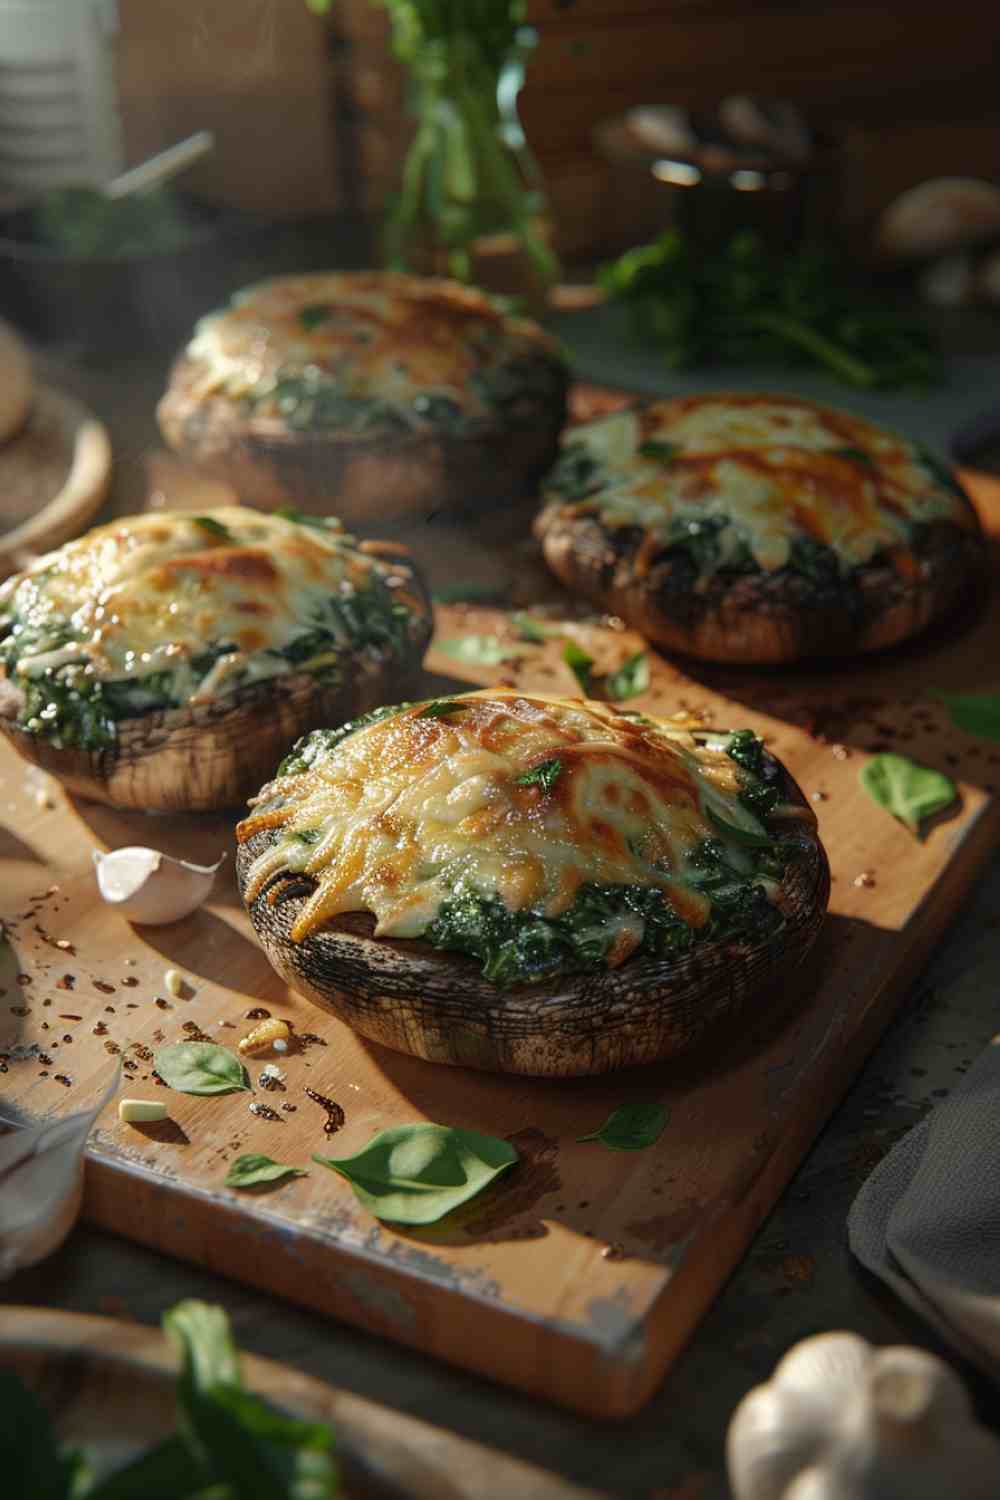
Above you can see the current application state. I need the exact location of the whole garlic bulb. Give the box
[727,1332,1000,1500]
[93,846,225,924]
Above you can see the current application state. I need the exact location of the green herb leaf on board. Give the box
[313,1123,518,1225]
[153,1042,250,1096]
[577,1100,670,1151]
[859,753,958,834]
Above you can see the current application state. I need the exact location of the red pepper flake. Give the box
[56,975,76,991]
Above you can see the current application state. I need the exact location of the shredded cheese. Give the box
[239,691,774,944]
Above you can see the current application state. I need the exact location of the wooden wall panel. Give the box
[114,0,339,218]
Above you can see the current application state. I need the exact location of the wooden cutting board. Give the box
[2,394,999,1421]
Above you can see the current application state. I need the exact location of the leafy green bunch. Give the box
[1,1302,339,1498]
[599,229,940,389]
[307,1,530,71]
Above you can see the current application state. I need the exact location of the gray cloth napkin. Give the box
[848,1035,1000,1378]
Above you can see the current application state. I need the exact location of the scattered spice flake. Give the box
[105,1005,116,1014]
[130,1043,154,1062]
[155,997,172,1010]
[245,1007,271,1020]
[93,1022,109,1037]
[304,1088,345,1136]
[58,1013,82,1021]
[61,1034,73,1043]
[281,1103,297,1113]
[249,1102,283,1121]
[181,1020,213,1042]
[122,975,139,986]
[54,1074,72,1087]
[854,871,877,888]
[94,980,115,994]
[810,790,828,803]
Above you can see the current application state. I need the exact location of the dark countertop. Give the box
[4,301,1000,1499]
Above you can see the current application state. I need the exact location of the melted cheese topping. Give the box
[556,394,970,570]
[183,271,561,423]
[239,691,778,944]
[0,507,421,701]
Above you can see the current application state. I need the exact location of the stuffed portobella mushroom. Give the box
[236,689,829,1076]
[535,392,985,664]
[0,506,431,810]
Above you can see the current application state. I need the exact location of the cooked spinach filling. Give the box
[545,440,947,591]
[271,719,797,986]
[0,539,411,752]
[251,350,562,438]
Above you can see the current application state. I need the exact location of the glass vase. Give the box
[383,30,559,308]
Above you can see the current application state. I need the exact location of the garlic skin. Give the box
[727,1332,1000,1500]
[92,846,225,924]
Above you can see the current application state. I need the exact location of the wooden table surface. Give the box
[4,309,1000,1498]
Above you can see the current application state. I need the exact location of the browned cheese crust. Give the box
[534,393,987,664]
[158,272,568,525]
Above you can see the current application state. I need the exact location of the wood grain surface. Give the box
[1,389,999,1420]
[3,1305,597,1499]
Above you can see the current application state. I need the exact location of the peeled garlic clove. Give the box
[93,846,225,924]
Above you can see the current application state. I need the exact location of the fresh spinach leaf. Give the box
[511,611,548,643]
[191,515,231,540]
[154,1042,250,1095]
[859,753,957,833]
[602,650,649,701]
[437,634,519,666]
[417,699,465,719]
[313,1123,518,1225]
[225,1155,307,1189]
[298,303,334,331]
[577,1100,670,1150]
[85,1434,208,1499]
[638,439,679,464]
[562,640,594,693]
[937,692,1000,742]
[164,1300,339,1498]
[513,757,563,793]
